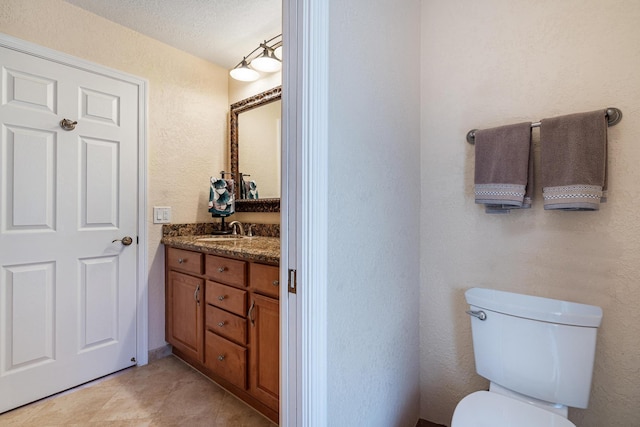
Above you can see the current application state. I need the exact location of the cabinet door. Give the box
[248,293,280,411]
[167,271,204,362]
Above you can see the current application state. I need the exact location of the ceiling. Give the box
[63,0,282,70]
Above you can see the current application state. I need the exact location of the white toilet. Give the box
[452,287,603,427]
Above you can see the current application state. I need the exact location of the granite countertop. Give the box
[161,234,280,265]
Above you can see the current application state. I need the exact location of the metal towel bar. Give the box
[466,107,623,144]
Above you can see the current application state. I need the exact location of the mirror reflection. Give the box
[238,99,281,199]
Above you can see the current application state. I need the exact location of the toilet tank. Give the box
[465,288,603,409]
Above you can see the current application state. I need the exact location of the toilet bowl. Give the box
[453,391,576,427]
[452,288,603,427]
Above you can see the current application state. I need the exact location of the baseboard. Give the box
[148,344,172,362]
[416,419,447,427]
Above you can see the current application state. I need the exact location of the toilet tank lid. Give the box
[465,288,603,327]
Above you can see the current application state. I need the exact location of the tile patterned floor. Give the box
[0,356,277,426]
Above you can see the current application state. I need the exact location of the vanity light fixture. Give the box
[230,34,282,81]
[229,58,260,82]
[251,48,281,72]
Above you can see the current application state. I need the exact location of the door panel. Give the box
[80,136,119,228]
[0,44,139,413]
[2,125,56,231]
[79,256,118,350]
[2,261,55,372]
[3,67,57,114]
[79,87,120,126]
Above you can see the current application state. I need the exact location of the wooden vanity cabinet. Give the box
[164,245,279,423]
[165,249,204,362]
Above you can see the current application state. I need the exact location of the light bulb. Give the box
[229,59,260,81]
[250,49,282,73]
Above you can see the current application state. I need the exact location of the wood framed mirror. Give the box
[230,86,281,212]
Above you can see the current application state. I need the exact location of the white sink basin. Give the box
[196,235,251,242]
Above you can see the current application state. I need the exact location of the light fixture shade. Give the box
[274,46,283,61]
[250,49,282,73]
[230,59,260,81]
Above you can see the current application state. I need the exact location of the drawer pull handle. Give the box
[248,300,255,326]
[217,355,225,361]
[217,321,226,327]
[178,258,184,264]
[194,285,200,305]
[218,295,226,301]
[217,267,226,273]
[272,280,279,287]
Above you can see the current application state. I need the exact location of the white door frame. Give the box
[0,33,149,366]
[281,0,328,425]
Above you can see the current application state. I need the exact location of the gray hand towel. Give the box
[540,110,607,210]
[474,122,533,213]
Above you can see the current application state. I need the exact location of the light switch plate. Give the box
[153,206,171,224]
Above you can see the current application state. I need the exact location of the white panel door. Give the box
[0,45,139,413]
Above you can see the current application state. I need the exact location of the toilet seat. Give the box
[452,391,576,427]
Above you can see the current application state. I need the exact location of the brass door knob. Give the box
[112,236,133,246]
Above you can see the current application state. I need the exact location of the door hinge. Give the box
[288,269,297,294]
[137,236,139,245]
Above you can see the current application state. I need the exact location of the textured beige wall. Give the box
[327,0,422,424]
[420,1,640,425]
[0,0,229,350]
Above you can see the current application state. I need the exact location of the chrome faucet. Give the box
[246,224,256,237]
[228,220,244,236]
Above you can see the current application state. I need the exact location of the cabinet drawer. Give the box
[205,330,247,389]
[206,281,247,316]
[167,247,203,275]
[249,263,280,298]
[206,255,246,287]
[206,305,247,345]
